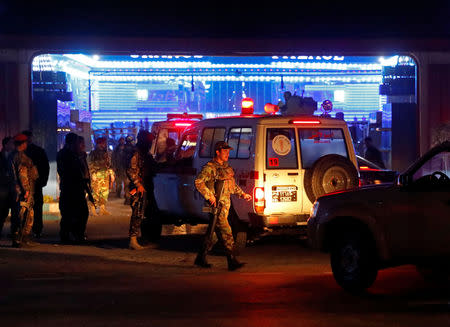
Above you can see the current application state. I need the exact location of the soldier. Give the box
[88,137,115,215]
[126,130,157,250]
[57,133,89,244]
[194,141,252,271]
[10,134,39,248]
[22,130,50,239]
[112,137,127,198]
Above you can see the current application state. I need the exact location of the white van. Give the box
[148,112,359,246]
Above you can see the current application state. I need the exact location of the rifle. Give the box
[203,179,225,246]
[130,188,147,220]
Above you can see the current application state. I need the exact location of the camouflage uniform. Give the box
[195,159,245,254]
[126,149,157,237]
[11,150,39,243]
[89,149,115,207]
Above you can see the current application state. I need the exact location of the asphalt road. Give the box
[0,198,448,327]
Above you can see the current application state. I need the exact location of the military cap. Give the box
[214,141,233,152]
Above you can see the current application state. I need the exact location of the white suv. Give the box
[146,113,359,247]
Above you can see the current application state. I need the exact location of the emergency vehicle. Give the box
[147,99,359,247]
[150,112,203,160]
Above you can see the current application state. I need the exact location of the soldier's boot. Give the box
[89,203,98,216]
[194,252,212,268]
[129,236,145,250]
[227,254,245,271]
[21,234,39,248]
[99,205,111,216]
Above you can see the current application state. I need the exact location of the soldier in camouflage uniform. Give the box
[126,130,157,250]
[10,134,39,248]
[194,141,252,271]
[88,137,115,215]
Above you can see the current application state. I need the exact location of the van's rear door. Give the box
[263,127,303,216]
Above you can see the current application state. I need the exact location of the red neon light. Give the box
[174,122,192,127]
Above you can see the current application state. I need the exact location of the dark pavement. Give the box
[0,198,448,326]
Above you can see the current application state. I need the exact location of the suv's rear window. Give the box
[228,127,252,159]
[199,127,226,158]
[298,128,348,168]
[266,128,298,169]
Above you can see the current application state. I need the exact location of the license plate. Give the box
[272,185,297,202]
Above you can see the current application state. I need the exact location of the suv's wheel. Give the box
[304,154,359,202]
[141,217,162,242]
[330,229,378,293]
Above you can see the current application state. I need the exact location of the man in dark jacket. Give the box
[364,137,386,169]
[22,130,49,238]
[57,133,89,244]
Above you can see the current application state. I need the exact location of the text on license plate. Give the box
[272,185,298,202]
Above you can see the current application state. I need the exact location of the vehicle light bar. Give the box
[289,119,321,125]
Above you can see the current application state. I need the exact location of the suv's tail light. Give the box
[253,187,265,214]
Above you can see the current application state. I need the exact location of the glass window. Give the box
[298,129,348,169]
[199,128,225,158]
[227,127,253,159]
[177,132,198,160]
[413,151,450,181]
[266,128,298,169]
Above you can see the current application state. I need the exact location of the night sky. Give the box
[1,0,449,38]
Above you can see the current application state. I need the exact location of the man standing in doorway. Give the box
[22,130,49,239]
[89,137,115,215]
[194,141,252,271]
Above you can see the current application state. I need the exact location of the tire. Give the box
[141,217,162,242]
[304,154,359,202]
[330,229,378,293]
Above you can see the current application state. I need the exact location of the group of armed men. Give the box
[0,129,251,271]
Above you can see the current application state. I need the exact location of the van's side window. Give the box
[228,127,252,159]
[176,132,198,161]
[298,129,348,168]
[266,128,298,169]
[199,127,226,158]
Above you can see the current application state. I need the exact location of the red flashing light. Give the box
[289,119,321,125]
[264,103,279,114]
[241,97,254,115]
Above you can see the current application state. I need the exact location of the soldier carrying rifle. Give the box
[126,130,157,250]
[10,134,39,248]
[194,141,252,271]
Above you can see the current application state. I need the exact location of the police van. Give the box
[148,99,359,247]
